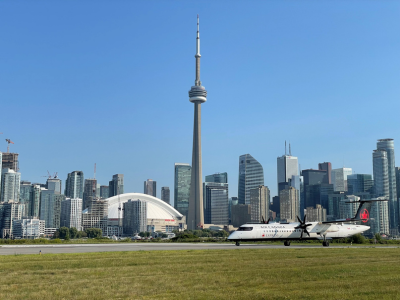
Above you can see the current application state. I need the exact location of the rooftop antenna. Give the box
[289,142,292,156]
[285,140,287,156]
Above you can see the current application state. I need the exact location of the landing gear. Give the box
[284,241,291,246]
[322,241,330,247]
[235,241,240,246]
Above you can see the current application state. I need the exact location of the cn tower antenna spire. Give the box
[195,14,201,86]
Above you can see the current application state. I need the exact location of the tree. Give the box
[57,227,70,240]
[69,227,78,239]
[85,228,102,238]
[77,231,87,238]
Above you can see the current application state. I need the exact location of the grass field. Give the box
[0,248,399,299]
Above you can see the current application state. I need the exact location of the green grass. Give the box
[0,248,400,299]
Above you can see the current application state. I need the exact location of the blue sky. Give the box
[1,1,399,203]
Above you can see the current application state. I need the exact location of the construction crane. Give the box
[5,139,14,153]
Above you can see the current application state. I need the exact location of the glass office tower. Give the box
[238,154,264,205]
[174,163,191,219]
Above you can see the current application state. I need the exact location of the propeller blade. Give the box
[304,229,310,237]
[297,216,302,224]
[303,215,307,223]
[262,216,265,224]
[266,218,270,224]
[300,230,303,239]
[305,223,312,227]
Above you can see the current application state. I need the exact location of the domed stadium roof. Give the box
[106,193,183,220]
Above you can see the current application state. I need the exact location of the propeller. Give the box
[261,216,270,224]
[294,215,312,239]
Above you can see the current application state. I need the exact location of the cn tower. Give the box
[188,15,207,230]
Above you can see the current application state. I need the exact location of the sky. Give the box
[1,1,400,204]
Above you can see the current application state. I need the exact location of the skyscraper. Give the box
[99,185,109,199]
[83,179,97,210]
[144,179,157,197]
[277,153,298,193]
[373,148,392,234]
[174,163,191,219]
[318,162,332,184]
[65,171,84,199]
[250,185,270,223]
[108,174,124,197]
[187,15,207,230]
[347,174,374,195]
[46,177,62,194]
[1,168,21,203]
[19,181,31,216]
[30,184,41,218]
[279,186,299,222]
[203,182,229,225]
[238,154,264,205]
[1,152,18,171]
[376,139,398,233]
[123,199,147,235]
[60,198,83,230]
[205,172,228,184]
[161,187,170,205]
[39,189,65,229]
[331,168,352,192]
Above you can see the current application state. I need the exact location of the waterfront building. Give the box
[13,217,45,239]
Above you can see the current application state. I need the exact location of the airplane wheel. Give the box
[235,241,240,246]
[323,241,329,247]
[284,241,290,246]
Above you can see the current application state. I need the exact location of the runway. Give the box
[0,242,384,255]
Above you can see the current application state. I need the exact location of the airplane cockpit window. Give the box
[237,227,253,231]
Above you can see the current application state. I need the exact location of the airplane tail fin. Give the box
[348,199,387,225]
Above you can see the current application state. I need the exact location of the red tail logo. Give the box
[360,208,369,223]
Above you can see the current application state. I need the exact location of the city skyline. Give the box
[1,2,399,200]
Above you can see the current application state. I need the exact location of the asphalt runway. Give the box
[0,242,386,255]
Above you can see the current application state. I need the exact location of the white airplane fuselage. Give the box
[228,222,370,242]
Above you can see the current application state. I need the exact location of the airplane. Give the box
[228,199,384,247]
